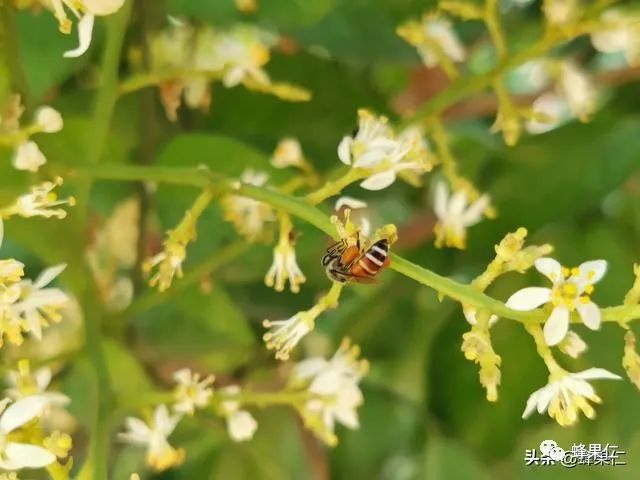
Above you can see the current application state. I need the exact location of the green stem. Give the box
[410,2,611,122]
[119,68,224,96]
[484,0,507,61]
[0,2,27,107]
[214,390,310,409]
[526,324,563,375]
[124,240,249,317]
[305,168,368,205]
[72,4,133,480]
[68,163,640,326]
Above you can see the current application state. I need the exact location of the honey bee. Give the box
[322,232,391,283]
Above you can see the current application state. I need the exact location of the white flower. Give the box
[334,197,371,237]
[54,0,126,58]
[271,138,304,169]
[338,111,430,191]
[338,110,397,170]
[506,257,607,346]
[525,93,572,134]
[421,17,466,66]
[221,169,275,242]
[398,15,465,68]
[3,178,75,219]
[433,181,490,249]
[5,360,70,408]
[522,368,621,426]
[591,9,640,65]
[0,396,57,470]
[265,243,306,293]
[119,405,185,472]
[292,339,368,446]
[11,264,70,340]
[193,26,273,88]
[34,106,63,133]
[218,386,258,442]
[12,141,47,172]
[557,61,598,122]
[172,368,214,416]
[263,313,312,361]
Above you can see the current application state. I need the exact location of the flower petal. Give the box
[34,264,66,289]
[572,367,621,381]
[0,396,47,433]
[459,194,489,227]
[506,287,552,311]
[337,137,352,165]
[360,170,396,191]
[433,181,449,220]
[64,14,95,58]
[534,257,562,282]
[575,259,607,285]
[335,196,367,211]
[576,301,601,330]
[543,306,570,346]
[448,190,468,216]
[227,410,258,442]
[353,149,386,168]
[3,442,56,469]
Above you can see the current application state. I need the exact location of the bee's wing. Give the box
[322,238,348,265]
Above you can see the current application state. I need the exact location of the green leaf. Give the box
[16,11,88,101]
[102,338,154,400]
[134,285,255,372]
[422,435,492,480]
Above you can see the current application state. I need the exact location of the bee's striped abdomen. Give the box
[356,239,389,277]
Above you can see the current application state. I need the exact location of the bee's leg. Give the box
[322,253,338,266]
[329,268,348,283]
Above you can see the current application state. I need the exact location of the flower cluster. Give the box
[121,340,368,474]
[0,220,70,346]
[221,169,275,243]
[148,22,310,121]
[290,339,368,446]
[0,359,74,477]
[143,189,214,291]
[337,109,434,191]
[397,13,466,76]
[0,95,63,173]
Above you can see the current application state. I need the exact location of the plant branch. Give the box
[67,162,640,326]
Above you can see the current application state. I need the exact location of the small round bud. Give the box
[35,106,63,133]
[12,141,46,172]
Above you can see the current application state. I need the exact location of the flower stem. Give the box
[0,2,27,107]
[72,4,133,480]
[484,0,508,61]
[526,324,564,375]
[305,168,368,205]
[69,162,640,326]
[214,390,310,409]
[123,240,249,317]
